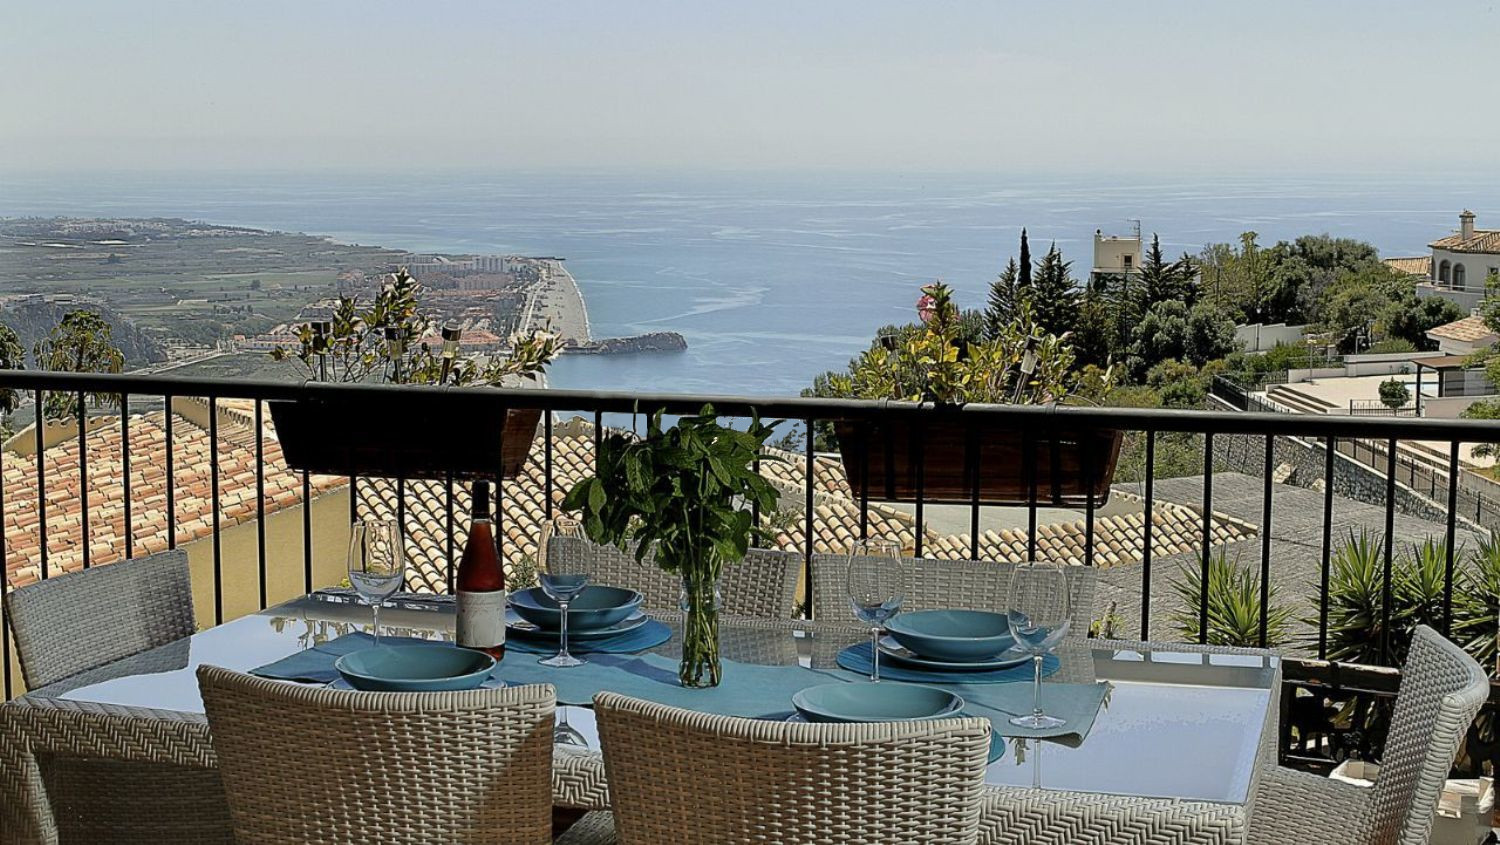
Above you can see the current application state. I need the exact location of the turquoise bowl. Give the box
[792,682,964,724]
[884,610,1014,662]
[510,586,644,632]
[334,645,495,692]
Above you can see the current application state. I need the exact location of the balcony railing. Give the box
[2,369,1500,777]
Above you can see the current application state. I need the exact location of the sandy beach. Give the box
[523,259,591,344]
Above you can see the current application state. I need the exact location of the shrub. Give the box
[1378,378,1411,410]
[1173,549,1292,647]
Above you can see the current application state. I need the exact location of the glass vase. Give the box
[678,572,723,688]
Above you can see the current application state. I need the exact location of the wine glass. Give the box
[348,519,404,646]
[537,517,589,668]
[846,538,905,682]
[1005,562,1073,729]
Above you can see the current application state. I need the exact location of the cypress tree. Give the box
[1019,228,1032,288]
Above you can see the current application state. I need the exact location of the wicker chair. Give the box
[5,549,196,689]
[810,553,1097,631]
[1247,625,1488,845]
[198,665,565,845]
[593,690,991,844]
[547,536,801,619]
[1,550,233,843]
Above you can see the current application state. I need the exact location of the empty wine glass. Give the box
[537,517,589,668]
[846,538,905,682]
[348,519,404,646]
[1006,562,1073,729]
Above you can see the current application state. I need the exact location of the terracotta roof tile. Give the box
[1430,230,1500,255]
[3,410,344,589]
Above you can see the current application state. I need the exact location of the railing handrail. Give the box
[4,369,1500,442]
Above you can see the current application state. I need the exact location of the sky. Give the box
[3,0,1498,174]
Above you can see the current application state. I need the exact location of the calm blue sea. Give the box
[2,170,1495,396]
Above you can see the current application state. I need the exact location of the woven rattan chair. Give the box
[594,690,991,844]
[1247,625,1487,845]
[0,549,232,843]
[548,536,801,619]
[810,553,1097,631]
[5,548,196,689]
[198,665,563,845]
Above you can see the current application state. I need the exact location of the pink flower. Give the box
[917,293,937,324]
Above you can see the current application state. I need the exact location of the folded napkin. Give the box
[507,620,672,655]
[835,641,1059,685]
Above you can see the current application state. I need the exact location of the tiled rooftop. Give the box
[3,409,345,589]
[1384,256,1432,276]
[1430,229,1500,255]
[4,409,1257,593]
[1427,315,1497,344]
[355,420,1257,592]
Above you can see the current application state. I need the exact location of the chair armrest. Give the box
[1246,766,1372,845]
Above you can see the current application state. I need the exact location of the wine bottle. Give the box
[456,480,506,660]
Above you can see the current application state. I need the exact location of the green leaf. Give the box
[587,477,605,513]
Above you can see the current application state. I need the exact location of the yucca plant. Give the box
[1457,535,1500,671]
[1320,529,1390,666]
[1173,549,1292,647]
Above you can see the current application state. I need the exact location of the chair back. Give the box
[811,553,1096,632]
[4,549,195,689]
[1369,625,1488,844]
[547,536,801,618]
[594,691,990,845]
[197,666,555,845]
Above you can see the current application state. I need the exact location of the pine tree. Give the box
[984,257,1023,340]
[1019,228,1032,288]
[1029,242,1080,337]
[1137,234,1196,310]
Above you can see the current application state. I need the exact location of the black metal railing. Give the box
[2,369,1500,776]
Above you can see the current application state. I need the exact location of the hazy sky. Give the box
[4,1,1497,174]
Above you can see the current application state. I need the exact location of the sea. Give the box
[2,169,1496,398]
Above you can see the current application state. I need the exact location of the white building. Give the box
[1403,211,1500,311]
[1090,228,1141,283]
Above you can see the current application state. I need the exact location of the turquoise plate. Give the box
[791,681,964,724]
[878,636,1030,672]
[509,586,644,632]
[334,644,495,692]
[884,609,1014,662]
[506,608,649,640]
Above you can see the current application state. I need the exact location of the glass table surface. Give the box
[36,593,1278,805]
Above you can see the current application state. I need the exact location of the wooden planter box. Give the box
[269,397,541,480]
[833,417,1123,506]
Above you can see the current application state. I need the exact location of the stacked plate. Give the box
[506,585,647,640]
[879,609,1030,671]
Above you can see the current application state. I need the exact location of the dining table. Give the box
[3,590,1282,845]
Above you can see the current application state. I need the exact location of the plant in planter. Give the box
[267,268,561,478]
[1378,378,1411,412]
[823,282,1117,505]
[563,406,781,687]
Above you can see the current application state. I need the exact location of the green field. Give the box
[0,218,408,346]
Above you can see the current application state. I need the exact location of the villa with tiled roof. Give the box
[1415,210,1500,310]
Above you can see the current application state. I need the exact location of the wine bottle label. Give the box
[456,589,507,649]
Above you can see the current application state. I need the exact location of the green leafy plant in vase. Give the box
[564,405,781,687]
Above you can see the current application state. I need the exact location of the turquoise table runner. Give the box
[252,633,1108,744]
